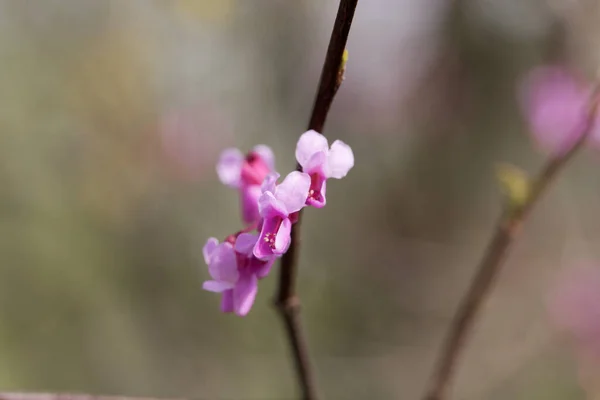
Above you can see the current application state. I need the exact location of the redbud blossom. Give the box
[253,171,310,260]
[202,234,274,316]
[217,145,275,224]
[295,130,354,208]
[520,66,600,155]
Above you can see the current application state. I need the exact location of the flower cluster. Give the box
[202,130,354,316]
[520,65,600,155]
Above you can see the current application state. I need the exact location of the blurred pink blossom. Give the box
[217,145,275,225]
[549,265,600,360]
[520,66,600,155]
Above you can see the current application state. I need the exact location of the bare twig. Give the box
[275,1,358,400]
[422,85,600,400]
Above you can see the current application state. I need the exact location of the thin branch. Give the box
[422,85,600,400]
[275,1,358,400]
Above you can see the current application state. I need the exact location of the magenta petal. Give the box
[240,185,261,224]
[274,171,311,214]
[296,130,329,169]
[208,243,239,283]
[203,237,219,265]
[253,257,275,279]
[258,192,288,218]
[520,66,588,155]
[235,233,258,255]
[216,148,244,188]
[303,151,327,175]
[327,140,354,179]
[233,272,258,316]
[252,145,275,170]
[203,280,235,292]
[307,178,326,208]
[221,289,234,313]
[253,217,278,260]
[261,172,280,194]
[274,218,292,255]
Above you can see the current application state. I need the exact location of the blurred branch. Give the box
[275,1,358,400]
[0,394,180,400]
[422,85,600,400]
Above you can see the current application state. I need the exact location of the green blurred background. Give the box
[1,0,599,398]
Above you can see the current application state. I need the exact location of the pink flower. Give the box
[549,265,600,359]
[520,66,600,155]
[295,130,354,208]
[253,171,311,260]
[217,146,275,225]
[202,234,274,316]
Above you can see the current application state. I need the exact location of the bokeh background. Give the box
[2,0,600,398]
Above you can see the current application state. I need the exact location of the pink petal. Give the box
[216,148,244,188]
[235,233,259,255]
[233,272,258,316]
[203,237,219,265]
[240,185,262,224]
[252,145,275,170]
[253,257,275,279]
[221,289,234,313]
[261,172,280,194]
[295,130,329,169]
[203,280,235,292]
[303,151,327,175]
[274,171,311,214]
[327,140,354,179]
[274,218,292,255]
[520,66,588,155]
[258,192,288,218]
[208,243,239,283]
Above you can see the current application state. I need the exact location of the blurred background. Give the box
[1,0,600,398]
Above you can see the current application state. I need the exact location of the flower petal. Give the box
[274,217,292,255]
[326,140,354,179]
[235,233,259,255]
[202,237,219,265]
[208,243,239,283]
[274,171,311,214]
[303,151,327,175]
[240,185,262,225]
[216,148,244,188]
[252,145,275,170]
[258,191,288,218]
[203,280,235,292]
[295,130,329,169]
[221,289,234,313]
[253,257,275,279]
[233,271,258,316]
[520,66,588,155]
[261,172,280,194]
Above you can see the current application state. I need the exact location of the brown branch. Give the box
[275,1,358,400]
[422,85,600,400]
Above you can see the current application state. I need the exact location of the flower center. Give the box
[307,173,324,203]
[262,218,283,249]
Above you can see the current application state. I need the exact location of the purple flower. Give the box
[216,145,275,224]
[520,66,600,155]
[202,234,274,316]
[295,130,354,208]
[253,171,310,259]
